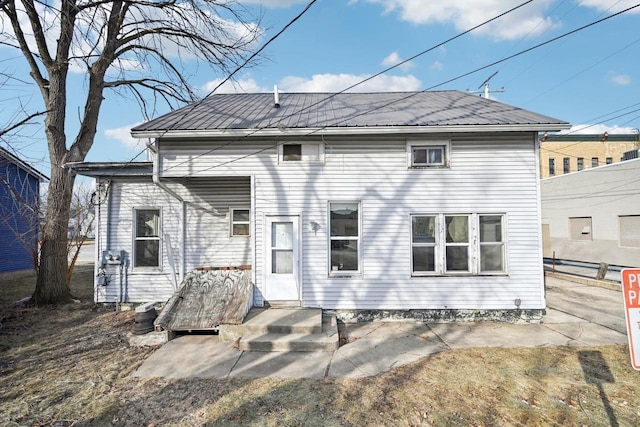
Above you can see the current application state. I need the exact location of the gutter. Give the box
[132,123,572,139]
[148,143,186,287]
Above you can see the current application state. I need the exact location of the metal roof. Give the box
[131,91,570,136]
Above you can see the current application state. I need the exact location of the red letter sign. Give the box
[622,268,640,370]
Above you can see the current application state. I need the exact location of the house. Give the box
[74,91,570,321]
[540,132,639,178]
[0,147,48,274]
[541,157,640,267]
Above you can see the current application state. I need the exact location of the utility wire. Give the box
[159,0,536,174]
[171,2,640,175]
[79,0,318,182]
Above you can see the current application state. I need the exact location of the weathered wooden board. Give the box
[155,269,253,331]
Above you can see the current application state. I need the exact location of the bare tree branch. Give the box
[0,110,48,138]
[0,0,263,304]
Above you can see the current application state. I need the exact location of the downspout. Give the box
[149,142,186,286]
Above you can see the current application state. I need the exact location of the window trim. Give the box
[410,213,508,277]
[444,214,472,274]
[132,207,162,270]
[328,200,362,277]
[478,214,507,274]
[411,215,439,276]
[407,140,450,168]
[230,208,251,237]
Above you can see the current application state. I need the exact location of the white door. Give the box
[265,216,300,302]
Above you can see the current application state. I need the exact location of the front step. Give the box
[219,308,339,352]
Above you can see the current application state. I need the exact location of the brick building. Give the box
[540,133,639,179]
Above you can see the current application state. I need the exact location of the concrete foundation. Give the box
[333,309,545,324]
[128,330,175,347]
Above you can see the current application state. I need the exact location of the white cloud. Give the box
[201,77,270,94]
[278,73,422,92]
[561,124,637,135]
[608,72,631,86]
[381,52,413,71]
[104,123,145,151]
[1,1,263,74]
[430,60,444,71]
[580,0,640,14]
[365,0,558,41]
[240,0,309,7]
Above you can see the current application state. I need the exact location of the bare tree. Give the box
[67,182,95,285]
[0,0,261,304]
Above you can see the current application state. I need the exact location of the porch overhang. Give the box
[68,161,153,178]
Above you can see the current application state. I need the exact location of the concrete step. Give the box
[238,315,339,352]
[220,307,323,342]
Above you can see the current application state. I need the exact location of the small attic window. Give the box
[407,140,450,168]
[279,143,325,164]
[283,144,302,161]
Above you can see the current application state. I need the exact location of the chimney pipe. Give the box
[274,85,280,108]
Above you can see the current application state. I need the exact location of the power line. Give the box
[159,0,537,174]
[161,2,640,176]
[84,0,318,183]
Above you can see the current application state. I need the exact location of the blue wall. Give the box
[0,157,41,273]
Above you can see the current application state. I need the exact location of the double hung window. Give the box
[329,202,360,274]
[479,215,506,272]
[231,209,250,236]
[134,209,161,268]
[411,213,506,275]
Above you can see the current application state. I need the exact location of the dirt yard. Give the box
[1,265,640,426]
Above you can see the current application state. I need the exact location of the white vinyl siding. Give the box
[156,132,544,311]
[94,178,251,303]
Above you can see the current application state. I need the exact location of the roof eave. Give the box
[132,123,571,139]
[68,162,153,178]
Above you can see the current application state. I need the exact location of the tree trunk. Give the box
[33,164,75,305]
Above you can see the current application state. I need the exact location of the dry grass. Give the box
[2,266,640,426]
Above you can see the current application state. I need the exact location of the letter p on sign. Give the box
[622,269,640,370]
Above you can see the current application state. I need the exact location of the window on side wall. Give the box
[569,217,592,241]
[619,215,640,247]
[411,213,507,276]
[231,209,250,236]
[279,143,325,164]
[329,202,360,275]
[592,157,599,168]
[549,158,555,175]
[134,208,161,268]
[407,140,450,168]
[563,157,570,174]
[479,215,505,273]
[412,215,437,273]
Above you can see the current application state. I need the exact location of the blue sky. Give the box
[1,0,639,177]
